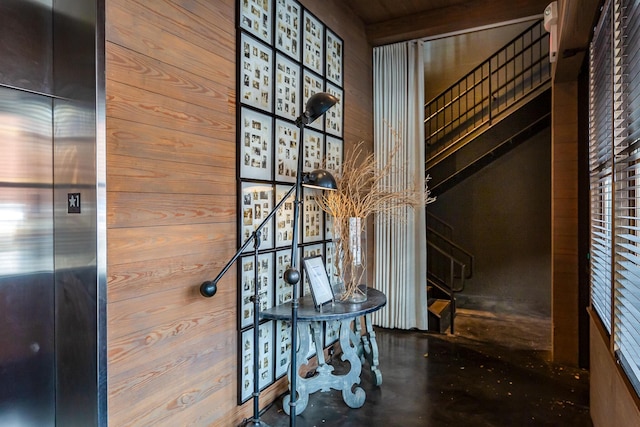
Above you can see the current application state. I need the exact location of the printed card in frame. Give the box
[325,135,343,178]
[302,70,324,131]
[240,107,273,180]
[275,185,297,247]
[275,119,299,183]
[325,29,343,86]
[301,243,323,296]
[275,53,300,122]
[239,253,274,329]
[303,255,334,308]
[302,10,324,75]
[325,83,343,137]
[275,0,301,60]
[240,33,273,113]
[239,0,272,44]
[240,182,274,251]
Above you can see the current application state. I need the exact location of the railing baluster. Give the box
[424,19,550,162]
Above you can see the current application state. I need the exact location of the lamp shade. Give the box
[296,92,339,126]
[302,169,338,190]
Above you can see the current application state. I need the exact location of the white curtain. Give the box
[371,41,428,330]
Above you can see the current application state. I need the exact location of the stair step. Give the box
[428,299,450,317]
[428,298,453,334]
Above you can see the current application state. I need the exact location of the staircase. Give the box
[425,20,551,197]
[425,20,551,333]
[427,213,473,334]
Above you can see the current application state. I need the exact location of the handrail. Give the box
[427,226,474,280]
[427,240,466,293]
[425,19,550,160]
[426,211,453,239]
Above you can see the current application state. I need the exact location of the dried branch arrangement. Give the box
[316,140,435,301]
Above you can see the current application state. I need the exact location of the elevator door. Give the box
[0,87,55,426]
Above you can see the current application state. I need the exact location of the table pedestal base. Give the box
[283,313,385,415]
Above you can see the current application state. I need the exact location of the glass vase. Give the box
[333,217,367,303]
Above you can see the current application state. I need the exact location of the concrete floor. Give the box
[259,310,591,426]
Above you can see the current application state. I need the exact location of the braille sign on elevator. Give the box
[68,193,81,214]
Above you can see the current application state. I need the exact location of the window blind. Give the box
[589,0,613,333]
[613,0,640,397]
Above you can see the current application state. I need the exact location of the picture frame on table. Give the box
[240,33,273,113]
[301,244,324,297]
[303,255,334,309]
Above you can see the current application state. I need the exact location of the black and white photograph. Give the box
[303,128,323,174]
[239,0,272,44]
[239,253,274,329]
[302,10,324,75]
[275,319,292,379]
[303,70,324,131]
[325,29,343,85]
[275,185,297,247]
[275,53,300,121]
[275,249,295,305]
[240,108,273,180]
[325,83,343,137]
[302,191,323,243]
[240,34,273,112]
[275,0,301,60]
[240,182,274,250]
[275,120,299,183]
[325,135,344,177]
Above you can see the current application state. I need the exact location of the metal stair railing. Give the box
[427,241,467,334]
[425,19,551,163]
[427,212,474,281]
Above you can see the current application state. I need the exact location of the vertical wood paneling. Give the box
[551,80,579,365]
[106,0,372,425]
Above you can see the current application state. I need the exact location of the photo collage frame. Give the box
[236,0,344,404]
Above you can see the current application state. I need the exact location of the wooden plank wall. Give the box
[105,0,372,425]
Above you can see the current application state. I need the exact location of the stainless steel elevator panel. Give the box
[0,88,55,426]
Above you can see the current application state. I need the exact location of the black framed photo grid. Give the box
[236,0,344,403]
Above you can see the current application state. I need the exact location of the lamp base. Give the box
[241,419,271,427]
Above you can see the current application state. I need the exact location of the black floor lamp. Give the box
[200,92,339,427]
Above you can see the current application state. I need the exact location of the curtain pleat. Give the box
[371,41,428,330]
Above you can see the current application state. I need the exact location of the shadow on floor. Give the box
[260,310,591,426]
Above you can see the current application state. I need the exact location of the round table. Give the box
[260,288,386,415]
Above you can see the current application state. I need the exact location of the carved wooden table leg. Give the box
[363,314,382,385]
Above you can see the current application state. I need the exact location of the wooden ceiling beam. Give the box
[553,0,600,82]
[365,0,551,46]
